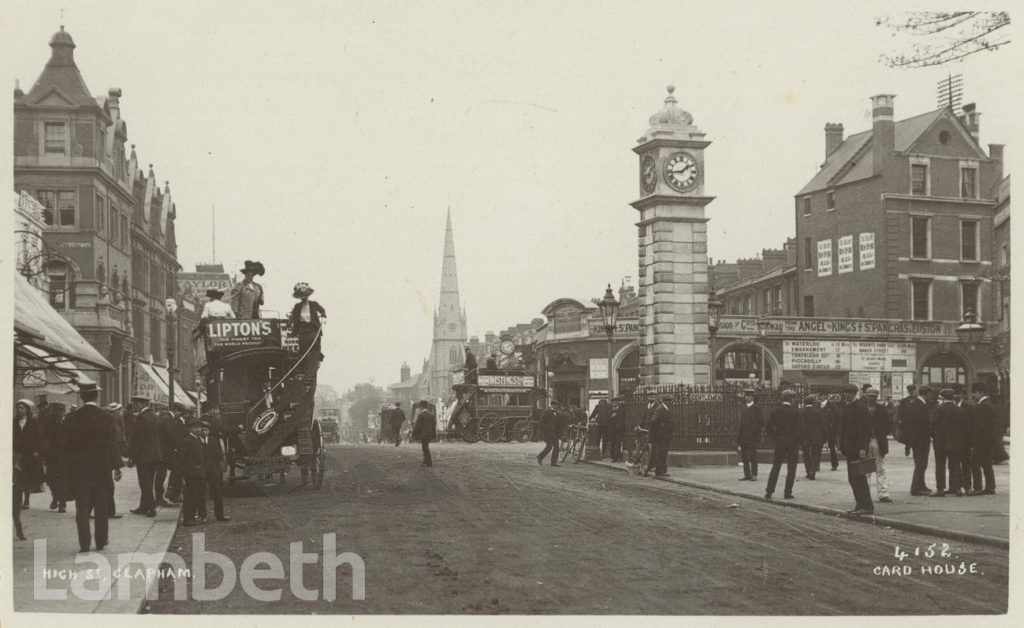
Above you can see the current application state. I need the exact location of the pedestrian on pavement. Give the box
[201,287,235,319]
[39,402,68,512]
[897,384,918,457]
[392,402,406,446]
[289,282,327,379]
[229,260,265,319]
[956,394,975,494]
[180,418,207,526]
[764,389,801,499]
[646,395,673,478]
[607,398,626,462]
[537,400,563,466]
[838,384,874,515]
[735,389,762,481]
[199,419,230,522]
[861,388,892,502]
[412,400,437,466]
[589,398,612,458]
[800,395,825,480]
[968,383,996,495]
[127,397,161,517]
[902,385,933,496]
[62,383,122,552]
[820,395,841,471]
[13,399,44,510]
[989,393,1009,465]
[102,402,127,519]
[931,388,967,497]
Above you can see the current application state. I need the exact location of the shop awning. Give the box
[136,361,195,409]
[14,274,112,371]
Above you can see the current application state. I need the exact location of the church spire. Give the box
[438,207,461,322]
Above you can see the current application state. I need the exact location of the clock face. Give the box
[664,151,699,192]
[499,339,515,356]
[640,154,657,194]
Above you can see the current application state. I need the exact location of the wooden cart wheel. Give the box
[512,419,533,443]
[478,414,505,443]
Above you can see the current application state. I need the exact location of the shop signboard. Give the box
[477,374,535,388]
[717,316,953,340]
[204,319,283,350]
[783,340,849,370]
[849,342,916,372]
[589,358,609,380]
[587,318,641,337]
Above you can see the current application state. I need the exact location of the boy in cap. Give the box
[180,419,207,526]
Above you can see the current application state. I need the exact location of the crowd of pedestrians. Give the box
[12,385,232,551]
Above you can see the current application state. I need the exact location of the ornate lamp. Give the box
[956,308,985,351]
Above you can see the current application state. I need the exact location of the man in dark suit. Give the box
[537,400,563,466]
[391,402,406,447]
[607,399,626,462]
[412,400,437,466]
[179,419,207,526]
[645,395,673,478]
[464,348,478,385]
[62,383,122,552]
[765,389,801,499]
[840,385,874,515]
[800,395,826,480]
[127,396,161,517]
[735,389,762,481]
[897,384,918,457]
[589,398,612,459]
[901,385,932,495]
[199,420,230,521]
[932,388,967,497]
[156,407,187,505]
[968,383,996,495]
[861,388,892,502]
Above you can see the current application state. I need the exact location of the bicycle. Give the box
[627,425,651,474]
[559,421,591,463]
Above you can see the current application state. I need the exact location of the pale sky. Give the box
[2,1,1018,393]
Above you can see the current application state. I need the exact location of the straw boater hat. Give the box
[293,282,314,298]
[206,287,224,299]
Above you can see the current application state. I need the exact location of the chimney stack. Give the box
[870,94,896,176]
[400,362,411,382]
[989,144,1004,182]
[961,103,980,142]
[824,123,844,158]
[106,88,122,120]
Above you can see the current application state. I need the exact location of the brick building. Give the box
[711,239,798,316]
[13,26,191,406]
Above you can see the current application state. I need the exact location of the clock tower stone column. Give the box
[632,86,715,386]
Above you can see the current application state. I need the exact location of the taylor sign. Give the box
[477,374,535,388]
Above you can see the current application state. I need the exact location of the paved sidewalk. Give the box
[11,474,180,613]
[590,444,1010,547]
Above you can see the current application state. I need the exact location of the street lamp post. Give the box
[956,308,985,352]
[165,297,178,410]
[707,290,723,386]
[756,313,771,387]
[594,284,621,400]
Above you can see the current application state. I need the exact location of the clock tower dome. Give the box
[632,86,715,386]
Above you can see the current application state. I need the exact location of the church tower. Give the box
[632,86,715,386]
[428,210,468,397]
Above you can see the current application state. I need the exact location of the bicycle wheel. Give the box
[639,443,651,471]
[572,433,586,463]
[558,432,572,462]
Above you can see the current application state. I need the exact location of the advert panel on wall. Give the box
[783,339,850,371]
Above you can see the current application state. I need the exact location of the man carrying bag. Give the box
[840,385,875,516]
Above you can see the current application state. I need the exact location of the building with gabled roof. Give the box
[793,94,1004,390]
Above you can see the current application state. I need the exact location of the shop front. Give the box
[711,315,998,398]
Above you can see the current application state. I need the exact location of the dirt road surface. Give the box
[148,442,1008,615]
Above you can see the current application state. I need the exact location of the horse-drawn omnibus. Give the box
[445,369,545,443]
[193,317,325,484]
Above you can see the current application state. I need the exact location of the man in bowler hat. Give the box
[62,383,122,551]
[765,389,801,499]
[735,389,762,481]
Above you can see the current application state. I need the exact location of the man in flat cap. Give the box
[230,260,265,319]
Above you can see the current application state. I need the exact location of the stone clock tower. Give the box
[631,86,715,386]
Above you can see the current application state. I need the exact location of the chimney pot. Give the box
[824,123,844,158]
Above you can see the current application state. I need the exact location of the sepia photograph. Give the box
[2,0,1018,622]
